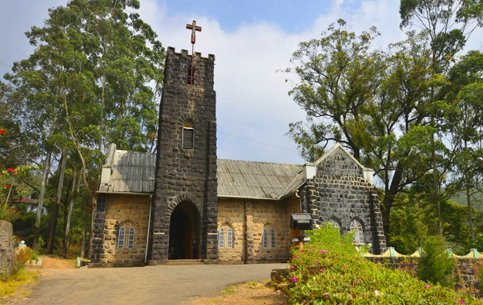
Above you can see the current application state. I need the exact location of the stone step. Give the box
[166,259,203,265]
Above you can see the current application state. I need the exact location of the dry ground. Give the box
[2,257,288,305]
[189,281,287,305]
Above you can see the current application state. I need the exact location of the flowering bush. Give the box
[286,224,481,304]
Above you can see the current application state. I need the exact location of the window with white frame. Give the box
[117,226,125,249]
[218,225,234,248]
[262,225,276,248]
[350,219,365,245]
[128,227,135,248]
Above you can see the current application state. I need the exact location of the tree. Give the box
[400,0,483,237]
[443,51,483,245]
[287,19,384,161]
[287,21,443,238]
[3,0,164,253]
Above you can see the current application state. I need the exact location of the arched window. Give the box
[182,122,194,149]
[262,225,276,248]
[218,227,225,248]
[117,226,125,249]
[327,219,341,233]
[350,219,365,245]
[218,225,234,248]
[128,227,135,248]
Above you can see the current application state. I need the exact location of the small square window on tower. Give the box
[182,122,194,149]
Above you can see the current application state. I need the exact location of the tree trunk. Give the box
[33,150,52,248]
[47,150,67,253]
[381,161,405,243]
[63,172,78,258]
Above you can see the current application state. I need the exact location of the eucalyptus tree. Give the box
[443,51,483,245]
[399,0,483,236]
[4,0,164,251]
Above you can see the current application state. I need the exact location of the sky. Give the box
[1,0,482,165]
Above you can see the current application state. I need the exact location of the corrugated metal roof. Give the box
[217,159,303,200]
[98,149,156,194]
[97,146,303,200]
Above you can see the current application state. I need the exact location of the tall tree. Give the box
[287,21,443,238]
[3,0,164,252]
[443,51,483,245]
[399,0,483,236]
[287,19,384,161]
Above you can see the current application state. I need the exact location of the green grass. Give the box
[0,268,38,298]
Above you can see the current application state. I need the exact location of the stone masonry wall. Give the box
[92,194,150,266]
[305,148,386,253]
[218,195,301,263]
[368,257,482,295]
[0,220,15,277]
[150,47,218,263]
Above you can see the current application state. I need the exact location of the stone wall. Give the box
[150,47,218,263]
[304,147,386,253]
[0,220,15,277]
[367,257,482,295]
[91,194,150,267]
[217,195,301,263]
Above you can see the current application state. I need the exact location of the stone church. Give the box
[90,47,386,267]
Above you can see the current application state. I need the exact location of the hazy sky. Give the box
[1,0,482,164]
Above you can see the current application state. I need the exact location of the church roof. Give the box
[217,159,303,200]
[98,147,156,194]
[98,145,304,200]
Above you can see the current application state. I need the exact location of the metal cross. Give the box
[186,20,202,50]
[186,20,202,86]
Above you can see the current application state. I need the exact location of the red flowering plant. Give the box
[0,128,20,221]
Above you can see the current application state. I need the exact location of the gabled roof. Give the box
[97,143,374,199]
[217,159,303,200]
[98,145,303,200]
[98,145,156,194]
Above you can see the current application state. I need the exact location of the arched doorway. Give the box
[168,201,200,259]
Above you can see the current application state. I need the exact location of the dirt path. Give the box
[9,262,287,305]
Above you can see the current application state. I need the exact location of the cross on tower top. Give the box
[186,20,202,46]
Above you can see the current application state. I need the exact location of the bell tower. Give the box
[149,46,218,263]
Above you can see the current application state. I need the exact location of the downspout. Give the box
[243,200,248,264]
[145,194,153,264]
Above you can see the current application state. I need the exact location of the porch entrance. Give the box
[168,201,200,259]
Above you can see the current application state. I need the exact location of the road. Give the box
[17,263,287,305]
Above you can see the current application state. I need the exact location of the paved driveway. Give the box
[19,263,287,305]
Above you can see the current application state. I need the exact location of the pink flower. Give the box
[425,284,430,289]
[458,300,465,305]
[290,265,296,270]
[319,267,325,272]
[290,276,299,283]
[319,249,328,254]
[291,255,297,260]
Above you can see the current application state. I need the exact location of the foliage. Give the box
[0,268,38,298]
[286,21,443,237]
[2,0,164,254]
[0,205,19,222]
[286,225,480,304]
[417,235,456,287]
[15,246,34,266]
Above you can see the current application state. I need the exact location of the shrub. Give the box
[0,205,19,222]
[417,235,455,287]
[16,246,34,265]
[286,224,481,305]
